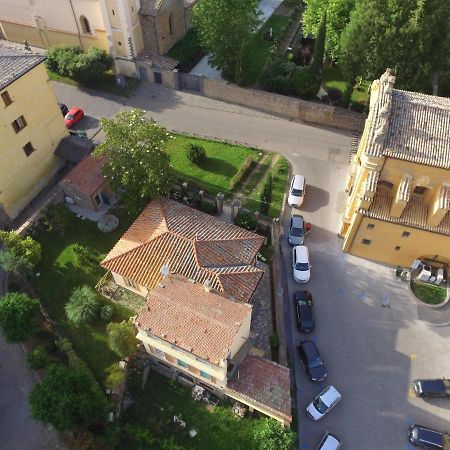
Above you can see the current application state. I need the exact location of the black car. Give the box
[294,290,315,332]
[298,340,327,382]
[413,378,450,398]
[59,103,69,117]
[409,424,449,449]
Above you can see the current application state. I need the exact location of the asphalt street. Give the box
[55,81,450,449]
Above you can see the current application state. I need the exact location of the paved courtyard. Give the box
[281,145,450,449]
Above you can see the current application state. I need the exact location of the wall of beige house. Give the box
[111,272,149,297]
[347,216,450,267]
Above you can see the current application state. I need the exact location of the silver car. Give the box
[288,214,306,245]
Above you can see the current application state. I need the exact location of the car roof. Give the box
[291,215,304,227]
[319,432,341,450]
[292,175,305,189]
[320,386,341,407]
[294,245,309,261]
[301,340,319,359]
[415,425,444,446]
[416,379,448,394]
[68,107,82,114]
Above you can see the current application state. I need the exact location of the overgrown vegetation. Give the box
[411,280,447,305]
[167,29,204,72]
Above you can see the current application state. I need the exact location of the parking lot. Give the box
[281,151,450,449]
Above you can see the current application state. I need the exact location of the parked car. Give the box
[409,424,450,449]
[59,103,68,117]
[292,245,310,283]
[298,340,327,381]
[294,290,315,332]
[316,432,341,450]
[413,378,450,398]
[288,214,310,245]
[64,107,84,127]
[306,385,341,420]
[288,175,306,207]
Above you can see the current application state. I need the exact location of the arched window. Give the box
[80,15,91,34]
[168,14,173,35]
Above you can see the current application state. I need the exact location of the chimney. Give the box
[203,280,212,293]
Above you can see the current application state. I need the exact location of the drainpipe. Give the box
[68,0,84,48]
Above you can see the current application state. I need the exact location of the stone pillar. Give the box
[173,69,180,90]
[232,198,242,221]
[216,193,224,214]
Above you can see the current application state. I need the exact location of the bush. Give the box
[291,66,321,99]
[270,333,280,350]
[72,243,96,267]
[253,418,296,450]
[65,286,100,325]
[106,321,137,358]
[104,363,125,390]
[100,304,114,322]
[46,205,74,231]
[186,143,206,164]
[27,346,51,370]
[45,45,113,83]
[338,83,353,109]
[200,199,218,215]
[326,87,342,105]
[0,292,40,342]
[0,231,41,267]
[260,174,272,214]
[235,211,257,231]
[229,155,254,190]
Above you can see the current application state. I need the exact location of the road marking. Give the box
[408,389,416,397]
[410,354,417,360]
[358,291,367,301]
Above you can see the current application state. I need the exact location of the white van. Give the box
[288,175,306,207]
[316,432,341,450]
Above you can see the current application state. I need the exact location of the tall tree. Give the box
[192,0,262,83]
[95,109,172,215]
[310,12,327,76]
[106,321,137,358]
[303,0,355,59]
[338,0,421,87]
[0,231,41,267]
[65,285,99,325]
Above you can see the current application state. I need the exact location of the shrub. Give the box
[106,321,137,358]
[72,243,96,267]
[291,66,321,99]
[270,333,280,350]
[229,155,254,190]
[326,87,342,105]
[46,45,83,74]
[200,199,218,215]
[46,205,74,231]
[186,143,206,164]
[235,211,257,231]
[27,346,51,370]
[65,286,100,325]
[0,292,40,342]
[260,174,272,214]
[0,231,41,267]
[104,363,125,390]
[253,418,296,450]
[100,304,114,322]
[338,83,353,109]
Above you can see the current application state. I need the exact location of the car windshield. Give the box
[295,262,309,271]
[308,358,323,369]
[290,227,304,237]
[313,397,329,414]
[66,114,74,120]
[292,188,303,197]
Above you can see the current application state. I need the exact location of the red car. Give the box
[64,107,84,127]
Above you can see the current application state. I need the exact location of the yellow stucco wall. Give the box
[348,216,450,267]
[0,62,68,220]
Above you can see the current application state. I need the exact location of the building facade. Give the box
[0,0,197,76]
[340,69,450,267]
[0,45,68,227]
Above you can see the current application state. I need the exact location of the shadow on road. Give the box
[301,185,330,213]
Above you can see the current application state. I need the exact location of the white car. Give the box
[292,245,310,283]
[288,175,306,207]
[306,385,342,420]
[316,432,341,450]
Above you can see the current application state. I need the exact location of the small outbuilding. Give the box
[60,155,114,211]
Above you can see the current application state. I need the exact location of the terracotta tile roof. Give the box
[365,69,450,169]
[226,355,292,422]
[102,198,264,302]
[137,50,179,70]
[61,155,107,196]
[362,191,450,236]
[135,276,252,364]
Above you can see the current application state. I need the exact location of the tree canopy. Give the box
[0,292,40,342]
[0,231,41,267]
[192,0,262,83]
[65,285,99,325]
[106,321,137,358]
[29,363,107,431]
[95,109,173,215]
[252,418,295,450]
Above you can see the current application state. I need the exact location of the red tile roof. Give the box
[226,355,292,423]
[61,155,107,196]
[135,275,252,364]
[101,198,264,302]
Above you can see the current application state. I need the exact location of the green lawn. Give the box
[33,206,134,383]
[167,28,205,72]
[119,365,271,450]
[411,280,447,305]
[167,135,261,195]
[48,70,140,97]
[268,157,289,218]
[243,14,290,86]
[243,154,274,211]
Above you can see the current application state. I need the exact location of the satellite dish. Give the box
[160,264,170,277]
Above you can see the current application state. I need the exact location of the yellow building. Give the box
[0,45,68,228]
[340,69,450,268]
[0,0,197,76]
